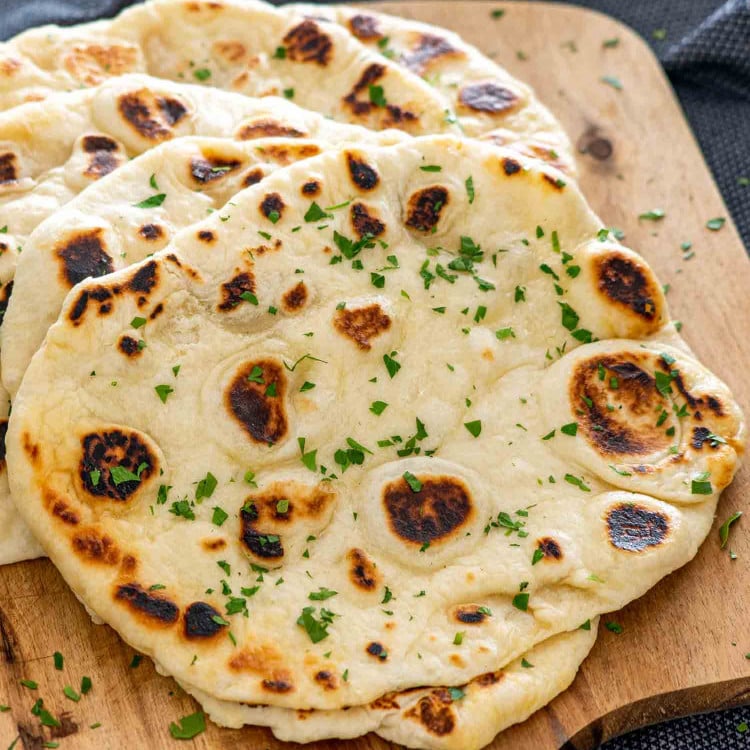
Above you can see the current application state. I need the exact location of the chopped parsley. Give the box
[719,511,742,549]
[512,592,529,611]
[133,193,166,209]
[601,75,623,90]
[465,176,475,204]
[464,420,482,438]
[420,165,442,172]
[53,652,63,670]
[297,606,336,643]
[368,84,387,107]
[564,474,591,492]
[193,68,211,81]
[560,422,578,436]
[403,471,422,493]
[195,472,217,501]
[212,507,228,526]
[154,384,174,404]
[605,621,623,634]
[169,500,195,520]
[309,587,338,601]
[304,202,330,223]
[169,711,206,739]
[639,208,665,221]
[131,316,147,329]
[383,351,401,378]
[370,401,388,415]
[706,217,726,231]
[110,463,148,486]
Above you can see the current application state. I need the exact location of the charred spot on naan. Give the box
[79,428,157,501]
[127,260,159,306]
[301,180,321,197]
[572,353,675,458]
[537,537,564,561]
[226,360,288,445]
[212,39,247,63]
[190,153,242,185]
[342,64,419,129]
[138,223,165,242]
[0,280,11,328]
[47,488,80,526]
[595,252,662,325]
[0,152,18,185]
[282,20,333,66]
[118,335,143,358]
[345,152,380,191]
[0,419,6,470]
[452,604,489,625]
[258,143,321,166]
[473,670,504,687]
[239,482,334,560]
[405,186,449,233]
[348,14,382,40]
[502,157,522,176]
[333,304,391,351]
[401,34,465,75]
[114,582,179,626]
[184,602,226,639]
[117,89,189,142]
[260,193,285,222]
[459,82,520,115]
[229,645,295,693]
[691,426,724,451]
[218,271,255,311]
[281,281,308,313]
[243,168,265,187]
[55,228,114,288]
[606,503,669,552]
[80,135,126,179]
[197,229,216,244]
[383,476,474,546]
[63,42,140,86]
[313,670,338,690]
[235,120,307,140]
[366,642,388,660]
[405,689,457,736]
[347,548,380,591]
[350,203,385,238]
[71,527,121,565]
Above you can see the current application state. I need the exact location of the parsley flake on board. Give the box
[706,217,726,231]
[601,75,623,90]
[169,711,206,739]
[719,511,741,548]
[639,208,665,221]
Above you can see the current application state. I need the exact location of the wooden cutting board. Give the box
[1,2,748,748]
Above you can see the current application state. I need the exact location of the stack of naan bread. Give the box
[0,1,743,748]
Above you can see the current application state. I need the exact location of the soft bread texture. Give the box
[289,3,574,171]
[0,134,401,565]
[0,0,573,169]
[182,623,598,749]
[0,74,404,565]
[7,138,744,723]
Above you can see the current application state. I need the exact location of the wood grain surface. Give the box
[0,2,748,748]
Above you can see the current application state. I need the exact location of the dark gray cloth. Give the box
[0,1,747,747]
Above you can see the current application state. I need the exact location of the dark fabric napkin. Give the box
[0,0,747,747]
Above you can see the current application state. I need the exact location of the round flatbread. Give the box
[8,137,743,713]
[184,623,598,749]
[289,3,574,171]
[0,73,402,565]
[0,0,572,168]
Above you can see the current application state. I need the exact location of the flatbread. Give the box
[0,73,403,565]
[0,0,573,169]
[8,137,743,716]
[289,3,574,171]
[0,133,401,568]
[183,623,598,749]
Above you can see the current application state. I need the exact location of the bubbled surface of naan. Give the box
[7,137,744,714]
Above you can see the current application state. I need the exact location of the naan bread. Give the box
[8,138,743,717]
[0,0,573,169]
[0,133,401,567]
[183,623,598,749]
[0,74,403,565]
[290,3,573,170]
